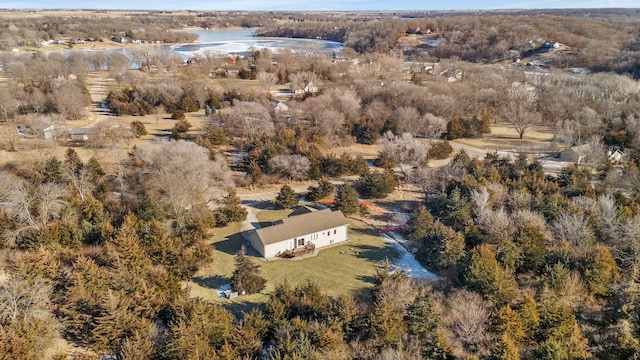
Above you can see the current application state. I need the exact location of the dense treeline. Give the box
[0,13,197,47]
[0,142,248,358]
[388,148,640,358]
[257,12,640,77]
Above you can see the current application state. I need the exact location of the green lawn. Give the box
[188,212,399,315]
[256,208,292,227]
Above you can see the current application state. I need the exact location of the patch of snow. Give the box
[391,212,410,225]
[215,283,232,299]
[381,233,438,280]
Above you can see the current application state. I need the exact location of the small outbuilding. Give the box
[249,208,349,259]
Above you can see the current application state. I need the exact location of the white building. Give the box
[249,208,349,259]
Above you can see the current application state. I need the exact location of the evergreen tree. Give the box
[86,156,105,183]
[582,244,620,297]
[406,292,453,359]
[430,187,473,232]
[406,205,433,242]
[165,299,235,358]
[215,189,247,226]
[275,184,299,209]
[356,170,398,199]
[491,333,521,360]
[328,294,358,337]
[42,157,64,183]
[534,341,569,360]
[0,325,33,360]
[247,160,263,184]
[306,179,335,202]
[514,223,548,273]
[230,248,267,294]
[334,183,359,215]
[416,220,465,271]
[492,306,526,345]
[465,245,518,306]
[92,291,153,354]
[64,147,83,175]
[368,299,405,348]
[513,293,540,339]
[170,120,191,139]
[118,330,156,360]
[130,120,148,138]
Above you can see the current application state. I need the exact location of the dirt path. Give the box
[86,72,111,127]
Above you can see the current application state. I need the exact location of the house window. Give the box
[298,238,305,246]
[330,239,334,244]
[334,229,337,235]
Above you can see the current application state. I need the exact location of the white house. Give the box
[608,148,625,164]
[249,208,349,259]
[43,124,66,139]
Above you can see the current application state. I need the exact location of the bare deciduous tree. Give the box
[378,132,428,180]
[502,86,541,139]
[444,289,491,355]
[107,52,130,75]
[325,87,361,123]
[617,215,640,283]
[132,140,230,226]
[224,101,274,139]
[575,106,601,141]
[0,88,17,122]
[553,212,594,256]
[1,181,66,243]
[289,71,320,95]
[51,80,88,120]
[395,106,422,136]
[257,71,278,97]
[0,275,53,325]
[0,120,20,152]
[268,154,310,181]
[423,113,448,139]
[555,119,579,149]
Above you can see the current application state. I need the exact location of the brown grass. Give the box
[453,121,555,151]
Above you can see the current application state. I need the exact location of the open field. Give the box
[188,216,399,315]
[454,121,555,151]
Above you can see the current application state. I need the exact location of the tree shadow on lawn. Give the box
[349,225,381,237]
[191,274,229,293]
[223,299,267,318]
[351,243,400,264]
[212,232,245,256]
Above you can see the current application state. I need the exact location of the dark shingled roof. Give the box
[254,208,348,246]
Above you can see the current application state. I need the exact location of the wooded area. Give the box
[0,7,640,360]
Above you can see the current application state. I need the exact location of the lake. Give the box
[171,28,343,58]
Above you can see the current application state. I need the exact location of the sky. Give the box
[0,0,638,11]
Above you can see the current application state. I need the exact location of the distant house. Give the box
[69,127,92,141]
[111,37,127,44]
[274,102,289,113]
[43,124,66,139]
[559,144,594,164]
[291,82,319,95]
[249,208,349,259]
[608,148,626,164]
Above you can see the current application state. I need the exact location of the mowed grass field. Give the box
[188,210,399,315]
